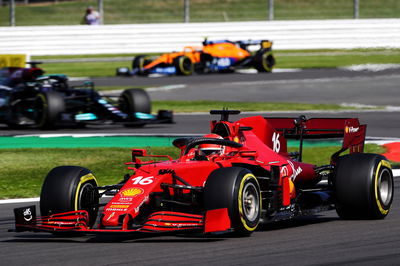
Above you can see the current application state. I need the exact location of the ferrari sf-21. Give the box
[117,39,275,76]
[0,63,172,129]
[13,110,394,237]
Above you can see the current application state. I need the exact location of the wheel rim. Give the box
[378,168,393,206]
[78,182,98,214]
[180,57,192,74]
[266,54,275,68]
[242,182,260,222]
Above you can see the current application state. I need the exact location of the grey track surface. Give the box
[1,178,400,266]
[89,68,400,105]
[1,111,400,138]
[1,67,400,265]
[2,67,400,137]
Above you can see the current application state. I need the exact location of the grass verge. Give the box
[0,144,385,199]
[151,100,376,113]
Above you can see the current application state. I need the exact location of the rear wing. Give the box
[265,116,366,162]
[203,39,273,50]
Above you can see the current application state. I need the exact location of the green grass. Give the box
[0,144,386,199]
[0,0,399,26]
[34,48,400,78]
[42,61,126,77]
[276,50,400,69]
[0,147,180,199]
[151,100,372,113]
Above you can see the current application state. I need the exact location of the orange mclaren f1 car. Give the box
[116,39,275,76]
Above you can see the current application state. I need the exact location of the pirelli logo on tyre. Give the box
[121,187,144,197]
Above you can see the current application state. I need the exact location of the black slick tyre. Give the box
[334,153,394,219]
[40,166,99,228]
[173,56,193,75]
[119,88,151,127]
[132,55,149,75]
[254,51,275,72]
[204,167,261,235]
[34,91,65,129]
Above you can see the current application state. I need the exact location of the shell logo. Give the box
[109,204,130,209]
[121,187,144,197]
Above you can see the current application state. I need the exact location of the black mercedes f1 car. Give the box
[0,63,172,129]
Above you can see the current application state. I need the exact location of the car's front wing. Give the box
[12,205,231,236]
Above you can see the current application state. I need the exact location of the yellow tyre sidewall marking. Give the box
[374,160,391,215]
[238,173,261,232]
[262,52,273,72]
[179,57,191,75]
[74,173,98,211]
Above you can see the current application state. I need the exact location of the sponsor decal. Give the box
[121,187,144,197]
[132,176,154,185]
[109,204,130,209]
[119,197,134,202]
[134,195,149,213]
[107,208,127,211]
[106,204,131,212]
[106,212,115,221]
[23,208,33,222]
[281,165,289,177]
[165,223,201,228]
[345,126,359,133]
[287,160,302,181]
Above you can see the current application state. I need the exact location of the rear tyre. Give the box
[204,167,261,235]
[119,88,151,127]
[34,91,65,129]
[254,51,275,72]
[334,153,394,219]
[40,166,99,228]
[173,56,193,76]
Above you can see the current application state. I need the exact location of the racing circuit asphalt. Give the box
[1,67,400,265]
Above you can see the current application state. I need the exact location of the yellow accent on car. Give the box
[0,54,26,68]
[374,161,390,215]
[74,173,97,210]
[262,41,272,49]
[121,188,143,197]
[238,173,261,232]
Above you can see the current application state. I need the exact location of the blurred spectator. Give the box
[83,6,100,25]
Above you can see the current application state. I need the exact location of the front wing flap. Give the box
[12,206,231,235]
[13,205,89,233]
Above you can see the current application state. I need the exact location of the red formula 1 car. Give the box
[13,110,394,237]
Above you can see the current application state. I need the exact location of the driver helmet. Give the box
[199,133,224,156]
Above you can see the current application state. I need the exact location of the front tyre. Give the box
[118,88,151,127]
[34,91,65,129]
[132,55,150,75]
[204,167,261,235]
[334,153,394,219]
[254,50,275,72]
[119,88,151,114]
[40,166,99,228]
[173,56,193,76]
